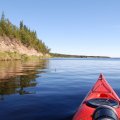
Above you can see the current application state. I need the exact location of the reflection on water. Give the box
[0,59,48,98]
[1,58,120,120]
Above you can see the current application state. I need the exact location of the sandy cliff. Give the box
[0,36,43,56]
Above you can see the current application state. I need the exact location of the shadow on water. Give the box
[0,59,48,99]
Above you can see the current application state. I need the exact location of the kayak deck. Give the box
[73,74,120,120]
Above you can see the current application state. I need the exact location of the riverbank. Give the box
[0,13,50,61]
[0,51,50,61]
[0,36,50,61]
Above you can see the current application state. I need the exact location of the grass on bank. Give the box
[0,52,43,61]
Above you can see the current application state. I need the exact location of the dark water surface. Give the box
[0,58,120,120]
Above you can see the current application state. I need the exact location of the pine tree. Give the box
[1,12,5,21]
[20,21,23,29]
[0,13,50,54]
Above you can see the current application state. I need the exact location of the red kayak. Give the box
[73,74,120,120]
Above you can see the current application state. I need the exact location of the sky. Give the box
[0,0,120,57]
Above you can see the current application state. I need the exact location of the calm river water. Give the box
[0,58,120,120]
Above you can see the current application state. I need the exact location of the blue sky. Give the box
[0,0,120,57]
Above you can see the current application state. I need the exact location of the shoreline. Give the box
[0,51,110,61]
[0,51,51,61]
[50,53,110,58]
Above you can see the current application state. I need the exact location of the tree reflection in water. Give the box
[0,59,48,99]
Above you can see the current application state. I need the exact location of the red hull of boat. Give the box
[73,74,120,120]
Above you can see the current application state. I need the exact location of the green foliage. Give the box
[50,53,87,58]
[0,13,50,54]
[50,53,110,58]
[0,52,42,61]
[0,52,21,60]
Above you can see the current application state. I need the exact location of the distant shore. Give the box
[50,53,110,58]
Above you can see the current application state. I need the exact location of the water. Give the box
[0,58,120,120]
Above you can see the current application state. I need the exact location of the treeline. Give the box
[50,53,110,58]
[50,53,86,58]
[0,13,50,54]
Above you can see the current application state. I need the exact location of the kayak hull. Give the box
[73,74,120,120]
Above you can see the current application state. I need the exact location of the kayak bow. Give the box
[73,74,120,120]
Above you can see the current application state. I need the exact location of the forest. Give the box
[0,13,50,54]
